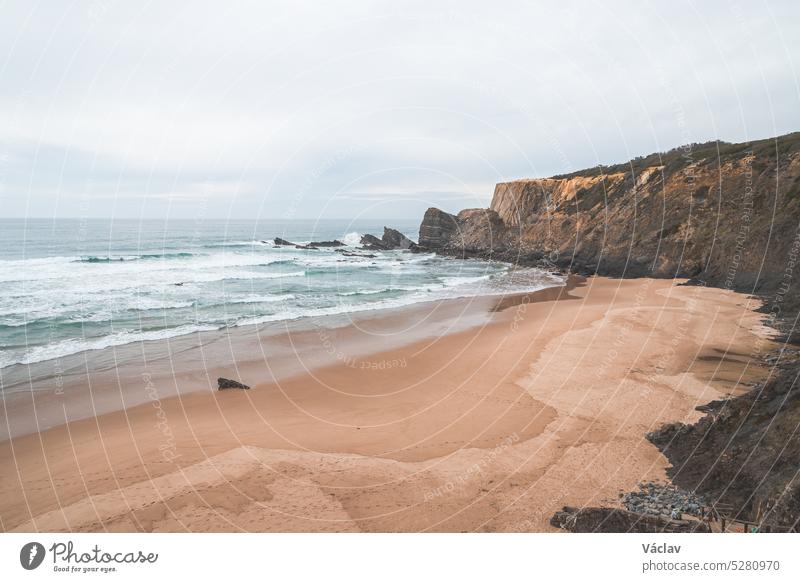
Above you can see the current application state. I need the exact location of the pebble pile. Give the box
[621,482,707,518]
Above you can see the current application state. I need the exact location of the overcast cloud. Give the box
[1,0,798,220]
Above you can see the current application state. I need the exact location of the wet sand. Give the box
[0,277,776,532]
[0,292,503,441]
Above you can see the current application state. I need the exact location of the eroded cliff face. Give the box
[420,132,800,301]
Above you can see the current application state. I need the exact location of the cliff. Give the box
[420,132,800,306]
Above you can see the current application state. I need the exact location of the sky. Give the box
[0,0,798,220]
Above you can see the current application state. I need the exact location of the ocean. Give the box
[0,218,562,372]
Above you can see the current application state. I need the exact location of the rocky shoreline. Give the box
[551,341,800,533]
[646,345,800,531]
[550,506,711,533]
[412,131,800,533]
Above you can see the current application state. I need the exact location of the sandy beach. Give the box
[0,276,775,532]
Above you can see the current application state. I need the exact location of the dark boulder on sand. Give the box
[217,377,251,390]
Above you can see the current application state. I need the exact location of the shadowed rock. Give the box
[335,249,377,258]
[418,207,507,258]
[360,233,388,250]
[647,346,800,530]
[306,240,345,248]
[418,208,460,249]
[381,227,417,250]
[274,238,345,249]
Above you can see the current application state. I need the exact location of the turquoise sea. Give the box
[0,218,562,371]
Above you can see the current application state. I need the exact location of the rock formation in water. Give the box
[306,240,345,248]
[273,238,345,249]
[360,227,419,251]
[359,234,386,250]
[381,226,417,250]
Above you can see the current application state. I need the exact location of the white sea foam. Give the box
[337,288,391,296]
[0,295,197,326]
[219,294,295,305]
[342,232,362,246]
[1,324,221,368]
[0,251,302,284]
[439,274,493,287]
[217,239,275,247]
[1,270,564,369]
[0,223,564,371]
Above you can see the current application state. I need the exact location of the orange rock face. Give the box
[420,132,800,304]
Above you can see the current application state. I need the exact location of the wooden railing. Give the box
[710,502,798,533]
